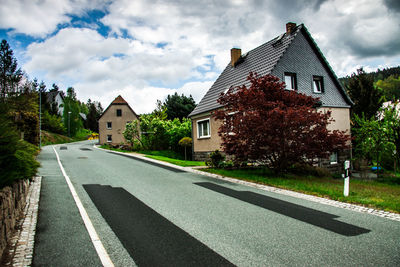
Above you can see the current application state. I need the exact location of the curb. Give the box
[95,145,400,222]
[3,176,42,266]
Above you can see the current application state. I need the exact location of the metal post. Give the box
[39,90,41,149]
[343,160,350,197]
[68,111,71,137]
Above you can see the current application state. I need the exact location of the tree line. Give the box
[0,39,103,188]
[343,67,400,173]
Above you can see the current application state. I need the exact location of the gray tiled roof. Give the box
[46,90,62,104]
[189,24,352,117]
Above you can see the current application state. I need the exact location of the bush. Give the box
[0,113,39,188]
[381,150,395,171]
[42,110,66,134]
[206,150,225,168]
[289,163,332,178]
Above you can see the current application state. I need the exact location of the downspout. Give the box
[191,119,194,161]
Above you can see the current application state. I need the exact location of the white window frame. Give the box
[329,151,338,165]
[284,72,297,91]
[107,122,112,129]
[107,135,112,143]
[197,118,211,139]
[313,76,324,93]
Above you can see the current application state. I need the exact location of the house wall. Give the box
[271,30,350,108]
[99,104,138,145]
[55,94,64,116]
[192,113,223,161]
[318,107,351,134]
[192,107,351,169]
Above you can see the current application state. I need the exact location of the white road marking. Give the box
[52,146,114,267]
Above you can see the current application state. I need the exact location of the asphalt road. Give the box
[33,141,400,266]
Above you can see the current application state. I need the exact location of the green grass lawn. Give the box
[41,130,95,146]
[137,150,205,167]
[99,146,206,167]
[202,168,400,213]
[143,155,206,167]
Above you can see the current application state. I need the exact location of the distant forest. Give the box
[340,66,400,102]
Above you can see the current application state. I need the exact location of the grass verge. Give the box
[99,146,205,167]
[41,130,95,146]
[202,168,400,214]
[143,155,205,167]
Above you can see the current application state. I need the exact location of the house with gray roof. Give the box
[189,22,353,171]
[46,90,64,116]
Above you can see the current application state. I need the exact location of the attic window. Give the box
[284,72,297,91]
[313,76,324,93]
[116,109,122,117]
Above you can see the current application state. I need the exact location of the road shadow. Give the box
[194,182,370,236]
[83,184,233,266]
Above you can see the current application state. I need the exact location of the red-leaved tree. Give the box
[213,73,350,172]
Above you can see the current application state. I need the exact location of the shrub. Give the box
[179,137,192,160]
[206,150,225,168]
[42,110,66,134]
[289,163,332,178]
[0,113,39,188]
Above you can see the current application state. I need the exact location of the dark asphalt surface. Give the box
[84,184,233,266]
[33,144,102,266]
[33,141,400,266]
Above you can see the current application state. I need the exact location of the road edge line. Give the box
[52,146,114,267]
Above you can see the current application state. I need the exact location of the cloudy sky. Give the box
[1,0,399,113]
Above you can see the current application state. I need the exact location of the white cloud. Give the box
[6,0,399,114]
[177,81,215,104]
[0,0,107,37]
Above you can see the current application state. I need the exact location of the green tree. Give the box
[163,93,196,120]
[123,120,142,149]
[8,81,39,144]
[63,87,83,137]
[381,102,400,171]
[0,108,39,188]
[85,99,103,132]
[353,114,389,172]
[179,137,192,160]
[152,99,168,120]
[139,114,170,150]
[345,68,383,119]
[375,75,400,101]
[0,39,23,98]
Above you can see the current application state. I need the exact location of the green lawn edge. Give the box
[98,145,205,167]
[201,168,400,214]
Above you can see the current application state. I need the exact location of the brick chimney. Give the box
[231,48,241,67]
[286,22,296,35]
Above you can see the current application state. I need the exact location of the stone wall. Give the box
[318,149,351,174]
[0,179,30,260]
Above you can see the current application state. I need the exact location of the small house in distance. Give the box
[98,95,139,145]
[46,90,64,116]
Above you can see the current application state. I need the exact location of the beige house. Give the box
[98,95,139,145]
[189,22,353,171]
